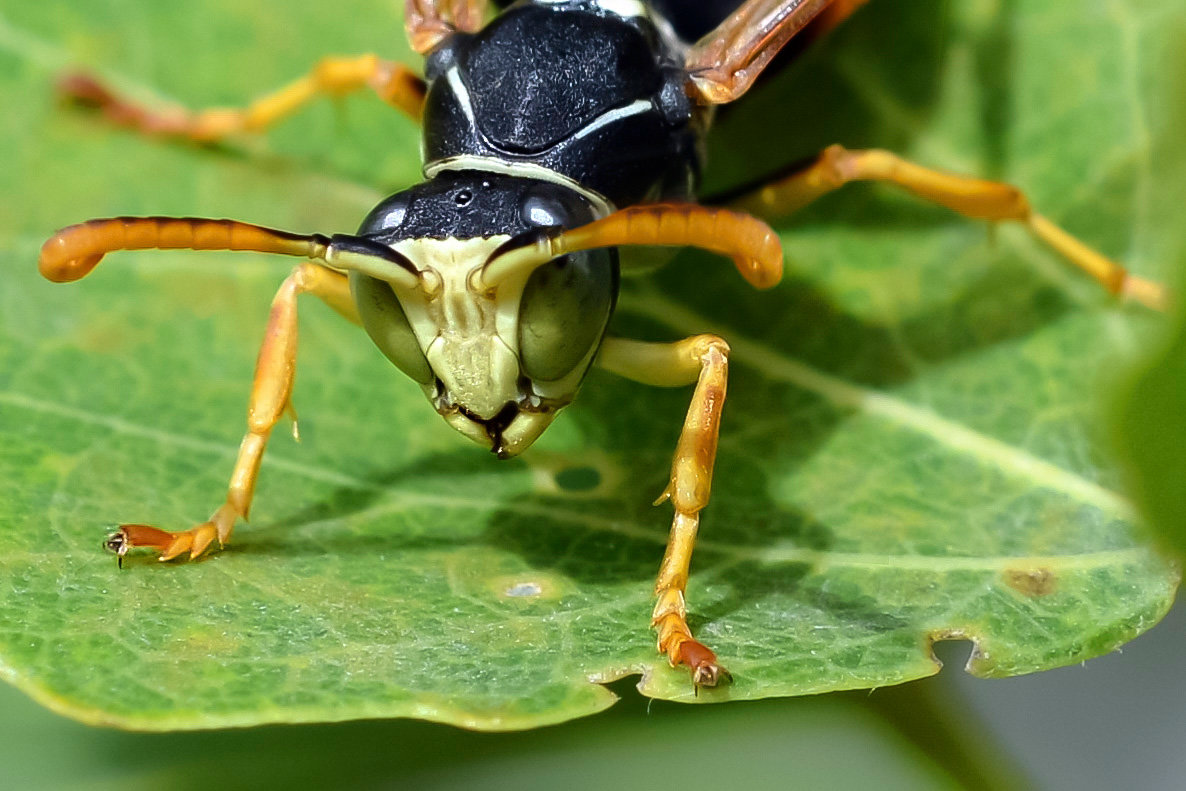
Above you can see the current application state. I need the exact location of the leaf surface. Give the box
[0,0,1178,729]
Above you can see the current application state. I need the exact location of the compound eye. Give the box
[518,182,597,230]
[517,249,617,383]
[357,193,411,238]
[521,193,569,229]
[349,272,433,385]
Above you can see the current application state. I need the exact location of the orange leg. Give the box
[598,334,733,688]
[39,215,387,564]
[60,54,425,143]
[730,144,1166,310]
[103,263,358,564]
[404,0,490,54]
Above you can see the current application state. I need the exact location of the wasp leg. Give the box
[405,0,490,54]
[39,216,387,564]
[105,263,357,563]
[727,144,1166,310]
[59,55,425,144]
[598,334,733,688]
[685,0,838,104]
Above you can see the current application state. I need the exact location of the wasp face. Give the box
[349,171,619,457]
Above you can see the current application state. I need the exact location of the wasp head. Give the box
[346,171,619,457]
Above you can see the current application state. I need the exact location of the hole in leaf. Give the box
[929,631,978,673]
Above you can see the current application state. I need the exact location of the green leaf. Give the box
[0,0,1178,730]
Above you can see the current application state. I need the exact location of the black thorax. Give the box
[419,0,703,210]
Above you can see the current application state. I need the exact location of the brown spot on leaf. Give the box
[1003,567,1057,597]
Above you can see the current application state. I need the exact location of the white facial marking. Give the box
[388,236,525,421]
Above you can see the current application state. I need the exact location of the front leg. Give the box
[106,263,358,564]
[599,334,732,687]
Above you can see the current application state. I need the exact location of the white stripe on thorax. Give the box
[424,155,616,218]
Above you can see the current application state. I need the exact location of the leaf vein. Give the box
[0,390,377,491]
[620,291,1135,520]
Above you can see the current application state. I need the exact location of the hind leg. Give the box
[61,54,424,143]
[725,144,1165,310]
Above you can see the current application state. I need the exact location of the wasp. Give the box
[40,0,1164,688]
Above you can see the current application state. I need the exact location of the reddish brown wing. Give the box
[787,0,869,54]
[685,0,869,104]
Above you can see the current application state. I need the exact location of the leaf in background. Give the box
[0,680,967,791]
[1109,8,1186,562]
[0,0,1179,730]
[1114,304,1186,560]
